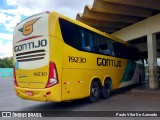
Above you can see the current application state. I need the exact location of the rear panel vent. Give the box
[16,49,46,62]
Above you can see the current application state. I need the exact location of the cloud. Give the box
[0,0,94,58]
[0,40,12,58]
[6,0,93,11]
[0,12,7,25]
[4,0,94,18]
[0,13,21,32]
[0,33,13,40]
[0,0,94,33]
[1,6,41,17]
[0,33,13,58]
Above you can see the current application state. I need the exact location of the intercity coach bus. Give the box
[13,11,144,102]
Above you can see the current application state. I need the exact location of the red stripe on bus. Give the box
[16,35,43,43]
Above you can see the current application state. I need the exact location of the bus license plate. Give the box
[26,91,34,96]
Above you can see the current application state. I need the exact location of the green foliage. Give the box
[0,57,13,68]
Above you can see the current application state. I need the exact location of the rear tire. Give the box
[88,81,100,103]
[101,80,112,99]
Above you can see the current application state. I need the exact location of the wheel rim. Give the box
[89,81,100,102]
[92,87,98,97]
[104,83,110,95]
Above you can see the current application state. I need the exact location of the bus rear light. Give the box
[46,62,58,88]
[46,91,51,95]
[14,67,18,86]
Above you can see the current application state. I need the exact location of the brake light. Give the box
[13,67,18,86]
[46,62,58,88]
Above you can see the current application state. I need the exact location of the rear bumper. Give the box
[14,85,61,102]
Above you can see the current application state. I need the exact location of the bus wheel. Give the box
[88,81,100,103]
[101,80,111,99]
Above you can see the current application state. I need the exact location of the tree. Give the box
[0,57,13,68]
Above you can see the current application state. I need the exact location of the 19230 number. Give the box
[68,56,86,63]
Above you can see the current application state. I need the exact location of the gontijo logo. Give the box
[14,39,47,52]
[19,17,41,36]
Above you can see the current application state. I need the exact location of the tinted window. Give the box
[110,40,116,56]
[97,36,110,55]
[91,34,99,53]
[81,30,91,51]
[120,44,127,59]
[81,29,101,53]
[112,42,120,57]
[129,47,141,61]
[59,18,141,61]
[59,18,81,50]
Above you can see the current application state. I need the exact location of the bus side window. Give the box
[109,40,116,56]
[89,32,100,53]
[59,18,81,50]
[97,36,110,55]
[89,33,94,52]
[81,29,101,54]
[81,30,91,52]
[129,47,140,61]
[112,42,120,57]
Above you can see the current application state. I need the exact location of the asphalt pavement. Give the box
[0,77,160,120]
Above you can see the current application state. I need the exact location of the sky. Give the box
[0,0,94,58]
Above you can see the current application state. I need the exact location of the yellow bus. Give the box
[13,11,144,103]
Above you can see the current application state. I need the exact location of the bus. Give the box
[13,11,144,103]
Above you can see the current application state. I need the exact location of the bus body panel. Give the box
[119,60,144,88]
[13,13,50,89]
[13,12,145,102]
[61,44,130,100]
[48,36,63,101]
[15,65,48,88]
[15,84,61,102]
[13,12,62,101]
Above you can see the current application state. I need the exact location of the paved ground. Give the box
[0,77,160,120]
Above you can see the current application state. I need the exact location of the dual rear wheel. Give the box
[101,80,112,99]
[88,80,112,103]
